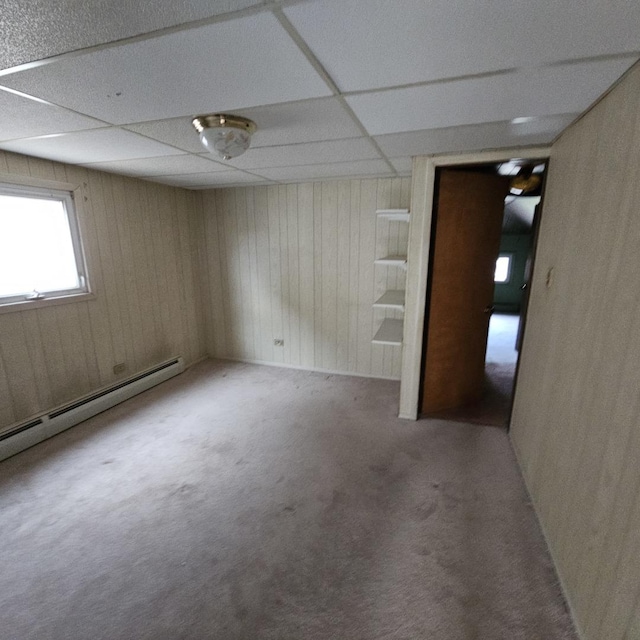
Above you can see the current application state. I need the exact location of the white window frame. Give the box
[494,253,514,284]
[0,179,92,312]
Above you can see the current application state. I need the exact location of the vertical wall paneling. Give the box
[0,150,207,430]
[321,181,338,371]
[336,181,351,373]
[286,185,301,366]
[298,184,315,368]
[202,177,411,380]
[510,61,640,640]
[347,181,361,372]
[356,181,376,374]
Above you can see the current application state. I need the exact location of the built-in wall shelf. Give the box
[373,290,405,310]
[372,318,404,346]
[372,208,409,346]
[376,209,410,222]
[374,255,407,268]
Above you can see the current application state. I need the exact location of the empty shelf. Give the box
[372,319,403,345]
[374,255,407,268]
[376,209,410,222]
[373,290,405,310]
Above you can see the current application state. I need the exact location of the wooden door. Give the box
[421,169,509,414]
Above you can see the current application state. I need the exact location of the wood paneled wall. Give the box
[201,179,411,379]
[510,62,640,640]
[0,151,207,430]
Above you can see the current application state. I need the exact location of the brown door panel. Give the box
[421,169,509,414]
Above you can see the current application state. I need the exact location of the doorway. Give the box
[419,160,545,427]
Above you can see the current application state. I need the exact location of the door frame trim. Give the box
[399,147,551,420]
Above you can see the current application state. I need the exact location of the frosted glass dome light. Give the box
[192,114,257,161]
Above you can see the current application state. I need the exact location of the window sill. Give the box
[0,292,95,315]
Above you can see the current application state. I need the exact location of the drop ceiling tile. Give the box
[123,117,211,153]
[256,159,393,182]
[124,98,364,154]
[284,0,640,91]
[0,128,183,164]
[1,0,261,71]
[347,58,636,135]
[150,170,270,188]
[124,118,204,153]
[375,114,578,157]
[231,98,363,147]
[215,137,381,170]
[0,13,332,124]
[81,154,227,177]
[0,89,105,141]
[389,158,412,175]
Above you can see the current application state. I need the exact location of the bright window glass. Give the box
[494,255,511,283]
[0,184,88,306]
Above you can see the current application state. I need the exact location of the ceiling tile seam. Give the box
[342,68,520,98]
[192,135,375,152]
[544,50,640,69]
[211,156,397,172]
[0,123,234,168]
[340,51,640,99]
[371,112,582,146]
[150,168,276,181]
[0,85,114,127]
[333,97,398,175]
[117,95,345,129]
[0,1,296,78]
[0,126,112,145]
[426,143,552,162]
[272,8,397,176]
[80,156,228,173]
[224,171,397,184]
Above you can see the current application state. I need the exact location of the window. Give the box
[0,182,89,308]
[494,254,512,283]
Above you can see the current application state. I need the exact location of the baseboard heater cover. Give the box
[0,356,184,462]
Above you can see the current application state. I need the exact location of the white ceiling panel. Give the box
[0,128,183,165]
[151,170,271,188]
[389,157,412,175]
[124,97,364,154]
[82,154,228,177]
[231,98,363,147]
[0,13,332,124]
[0,89,105,142]
[375,114,578,158]
[124,118,205,154]
[215,137,380,170]
[284,0,640,92]
[1,0,261,71]
[347,58,636,136]
[256,159,393,182]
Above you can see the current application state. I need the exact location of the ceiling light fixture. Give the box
[192,113,257,160]
[509,166,542,195]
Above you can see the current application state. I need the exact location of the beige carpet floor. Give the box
[0,360,576,640]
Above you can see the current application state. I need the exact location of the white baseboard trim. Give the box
[214,356,401,382]
[0,357,184,462]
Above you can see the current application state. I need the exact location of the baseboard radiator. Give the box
[0,356,184,463]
